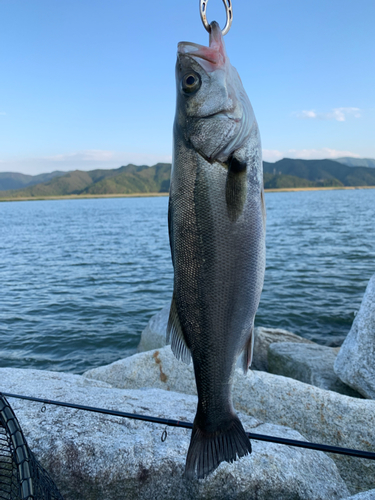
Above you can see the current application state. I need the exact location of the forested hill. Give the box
[0,170,66,191]
[262,158,375,189]
[335,157,375,168]
[1,159,375,198]
[0,163,171,197]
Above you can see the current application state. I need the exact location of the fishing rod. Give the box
[2,391,375,461]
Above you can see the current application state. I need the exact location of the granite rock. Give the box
[85,346,375,494]
[344,491,375,500]
[252,326,314,371]
[268,342,362,397]
[334,274,375,399]
[85,347,195,394]
[0,368,349,500]
[234,369,375,495]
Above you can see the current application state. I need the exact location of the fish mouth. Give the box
[177,23,227,70]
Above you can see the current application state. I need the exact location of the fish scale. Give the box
[167,21,266,479]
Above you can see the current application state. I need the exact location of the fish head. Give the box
[175,21,255,163]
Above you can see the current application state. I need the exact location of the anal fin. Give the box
[167,295,191,364]
[241,324,254,374]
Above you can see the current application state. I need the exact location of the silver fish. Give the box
[167,21,266,479]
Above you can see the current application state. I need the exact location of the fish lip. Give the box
[177,25,227,70]
[177,42,224,67]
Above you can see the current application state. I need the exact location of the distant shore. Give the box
[0,185,374,202]
[264,185,375,193]
[0,192,169,202]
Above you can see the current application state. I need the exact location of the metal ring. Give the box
[161,429,168,442]
[200,0,233,36]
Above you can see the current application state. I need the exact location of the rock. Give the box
[344,491,375,500]
[85,347,195,394]
[235,370,375,496]
[84,346,375,495]
[334,274,375,399]
[268,342,362,397]
[137,304,170,352]
[0,368,349,500]
[252,326,314,371]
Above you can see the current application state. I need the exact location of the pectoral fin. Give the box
[167,295,191,364]
[225,155,247,222]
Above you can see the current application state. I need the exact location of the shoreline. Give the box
[0,185,374,202]
[264,185,375,193]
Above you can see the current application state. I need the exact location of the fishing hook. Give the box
[200,0,233,36]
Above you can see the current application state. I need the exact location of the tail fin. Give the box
[184,413,251,479]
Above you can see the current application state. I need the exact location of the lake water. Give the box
[1,189,374,374]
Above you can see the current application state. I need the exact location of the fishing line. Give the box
[2,392,375,461]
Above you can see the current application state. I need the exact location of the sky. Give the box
[1,0,374,175]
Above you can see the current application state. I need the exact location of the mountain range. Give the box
[0,170,67,191]
[262,158,375,189]
[0,158,374,198]
[335,157,375,168]
[0,164,171,197]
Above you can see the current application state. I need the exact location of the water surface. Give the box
[1,189,374,373]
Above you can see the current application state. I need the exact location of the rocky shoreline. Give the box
[1,274,374,499]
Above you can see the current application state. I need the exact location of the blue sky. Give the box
[1,0,374,175]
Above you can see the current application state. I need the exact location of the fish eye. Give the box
[181,72,201,94]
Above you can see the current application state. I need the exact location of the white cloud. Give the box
[262,148,361,162]
[262,150,284,162]
[295,107,361,121]
[0,112,6,116]
[40,150,172,165]
[297,110,318,119]
[0,150,173,175]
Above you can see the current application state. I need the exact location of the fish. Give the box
[167,21,266,479]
